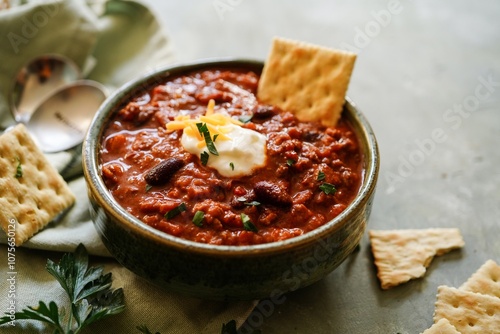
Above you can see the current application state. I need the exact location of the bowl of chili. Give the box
[83,59,379,300]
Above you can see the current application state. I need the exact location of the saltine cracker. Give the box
[369,228,465,289]
[421,318,460,334]
[257,37,356,127]
[460,259,500,299]
[434,285,500,333]
[0,124,75,245]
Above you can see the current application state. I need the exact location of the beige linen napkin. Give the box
[0,247,256,334]
[0,1,256,332]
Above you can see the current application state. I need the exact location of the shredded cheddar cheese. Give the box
[165,99,243,148]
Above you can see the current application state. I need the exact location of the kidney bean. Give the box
[254,181,292,207]
[144,157,184,186]
[252,105,278,119]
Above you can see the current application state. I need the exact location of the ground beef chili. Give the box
[100,69,363,246]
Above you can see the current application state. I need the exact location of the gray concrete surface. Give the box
[145,1,500,332]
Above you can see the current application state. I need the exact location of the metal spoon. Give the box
[25,80,107,153]
[9,55,107,153]
[10,55,81,124]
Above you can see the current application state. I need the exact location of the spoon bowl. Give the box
[26,80,107,153]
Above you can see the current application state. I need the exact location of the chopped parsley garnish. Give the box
[317,171,325,181]
[192,211,204,227]
[239,114,253,123]
[241,213,258,232]
[319,183,337,195]
[165,203,187,219]
[196,122,218,156]
[229,162,234,171]
[213,134,219,142]
[15,157,22,178]
[200,151,209,166]
[286,159,295,166]
[145,184,153,192]
[236,197,260,206]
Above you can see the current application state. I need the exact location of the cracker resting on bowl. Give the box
[0,124,75,245]
[257,37,356,127]
[369,228,465,289]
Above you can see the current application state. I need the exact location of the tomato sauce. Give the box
[100,69,363,245]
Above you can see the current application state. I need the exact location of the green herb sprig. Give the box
[319,183,337,195]
[165,203,187,219]
[0,244,124,333]
[15,157,22,178]
[196,122,218,156]
[200,151,209,166]
[317,170,336,195]
[241,213,258,232]
[192,211,204,227]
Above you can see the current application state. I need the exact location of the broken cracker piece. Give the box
[0,124,75,245]
[434,285,500,333]
[421,318,461,334]
[369,228,464,289]
[257,37,356,127]
[459,259,500,299]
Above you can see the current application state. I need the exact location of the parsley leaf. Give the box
[241,213,258,232]
[317,171,325,181]
[236,197,260,206]
[200,151,209,166]
[319,183,337,195]
[229,162,234,171]
[196,122,218,156]
[165,203,187,219]
[0,244,125,332]
[286,159,295,167]
[192,211,204,227]
[15,157,22,178]
[145,184,153,192]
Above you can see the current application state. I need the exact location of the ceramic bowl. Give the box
[83,59,379,300]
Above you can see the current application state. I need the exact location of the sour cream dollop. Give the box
[181,123,266,177]
[166,100,267,177]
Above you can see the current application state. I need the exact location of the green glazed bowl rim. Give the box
[83,58,379,257]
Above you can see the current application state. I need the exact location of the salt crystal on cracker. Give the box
[257,37,356,127]
[0,124,75,245]
[369,228,464,289]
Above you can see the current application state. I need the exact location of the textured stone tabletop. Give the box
[146,1,500,332]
